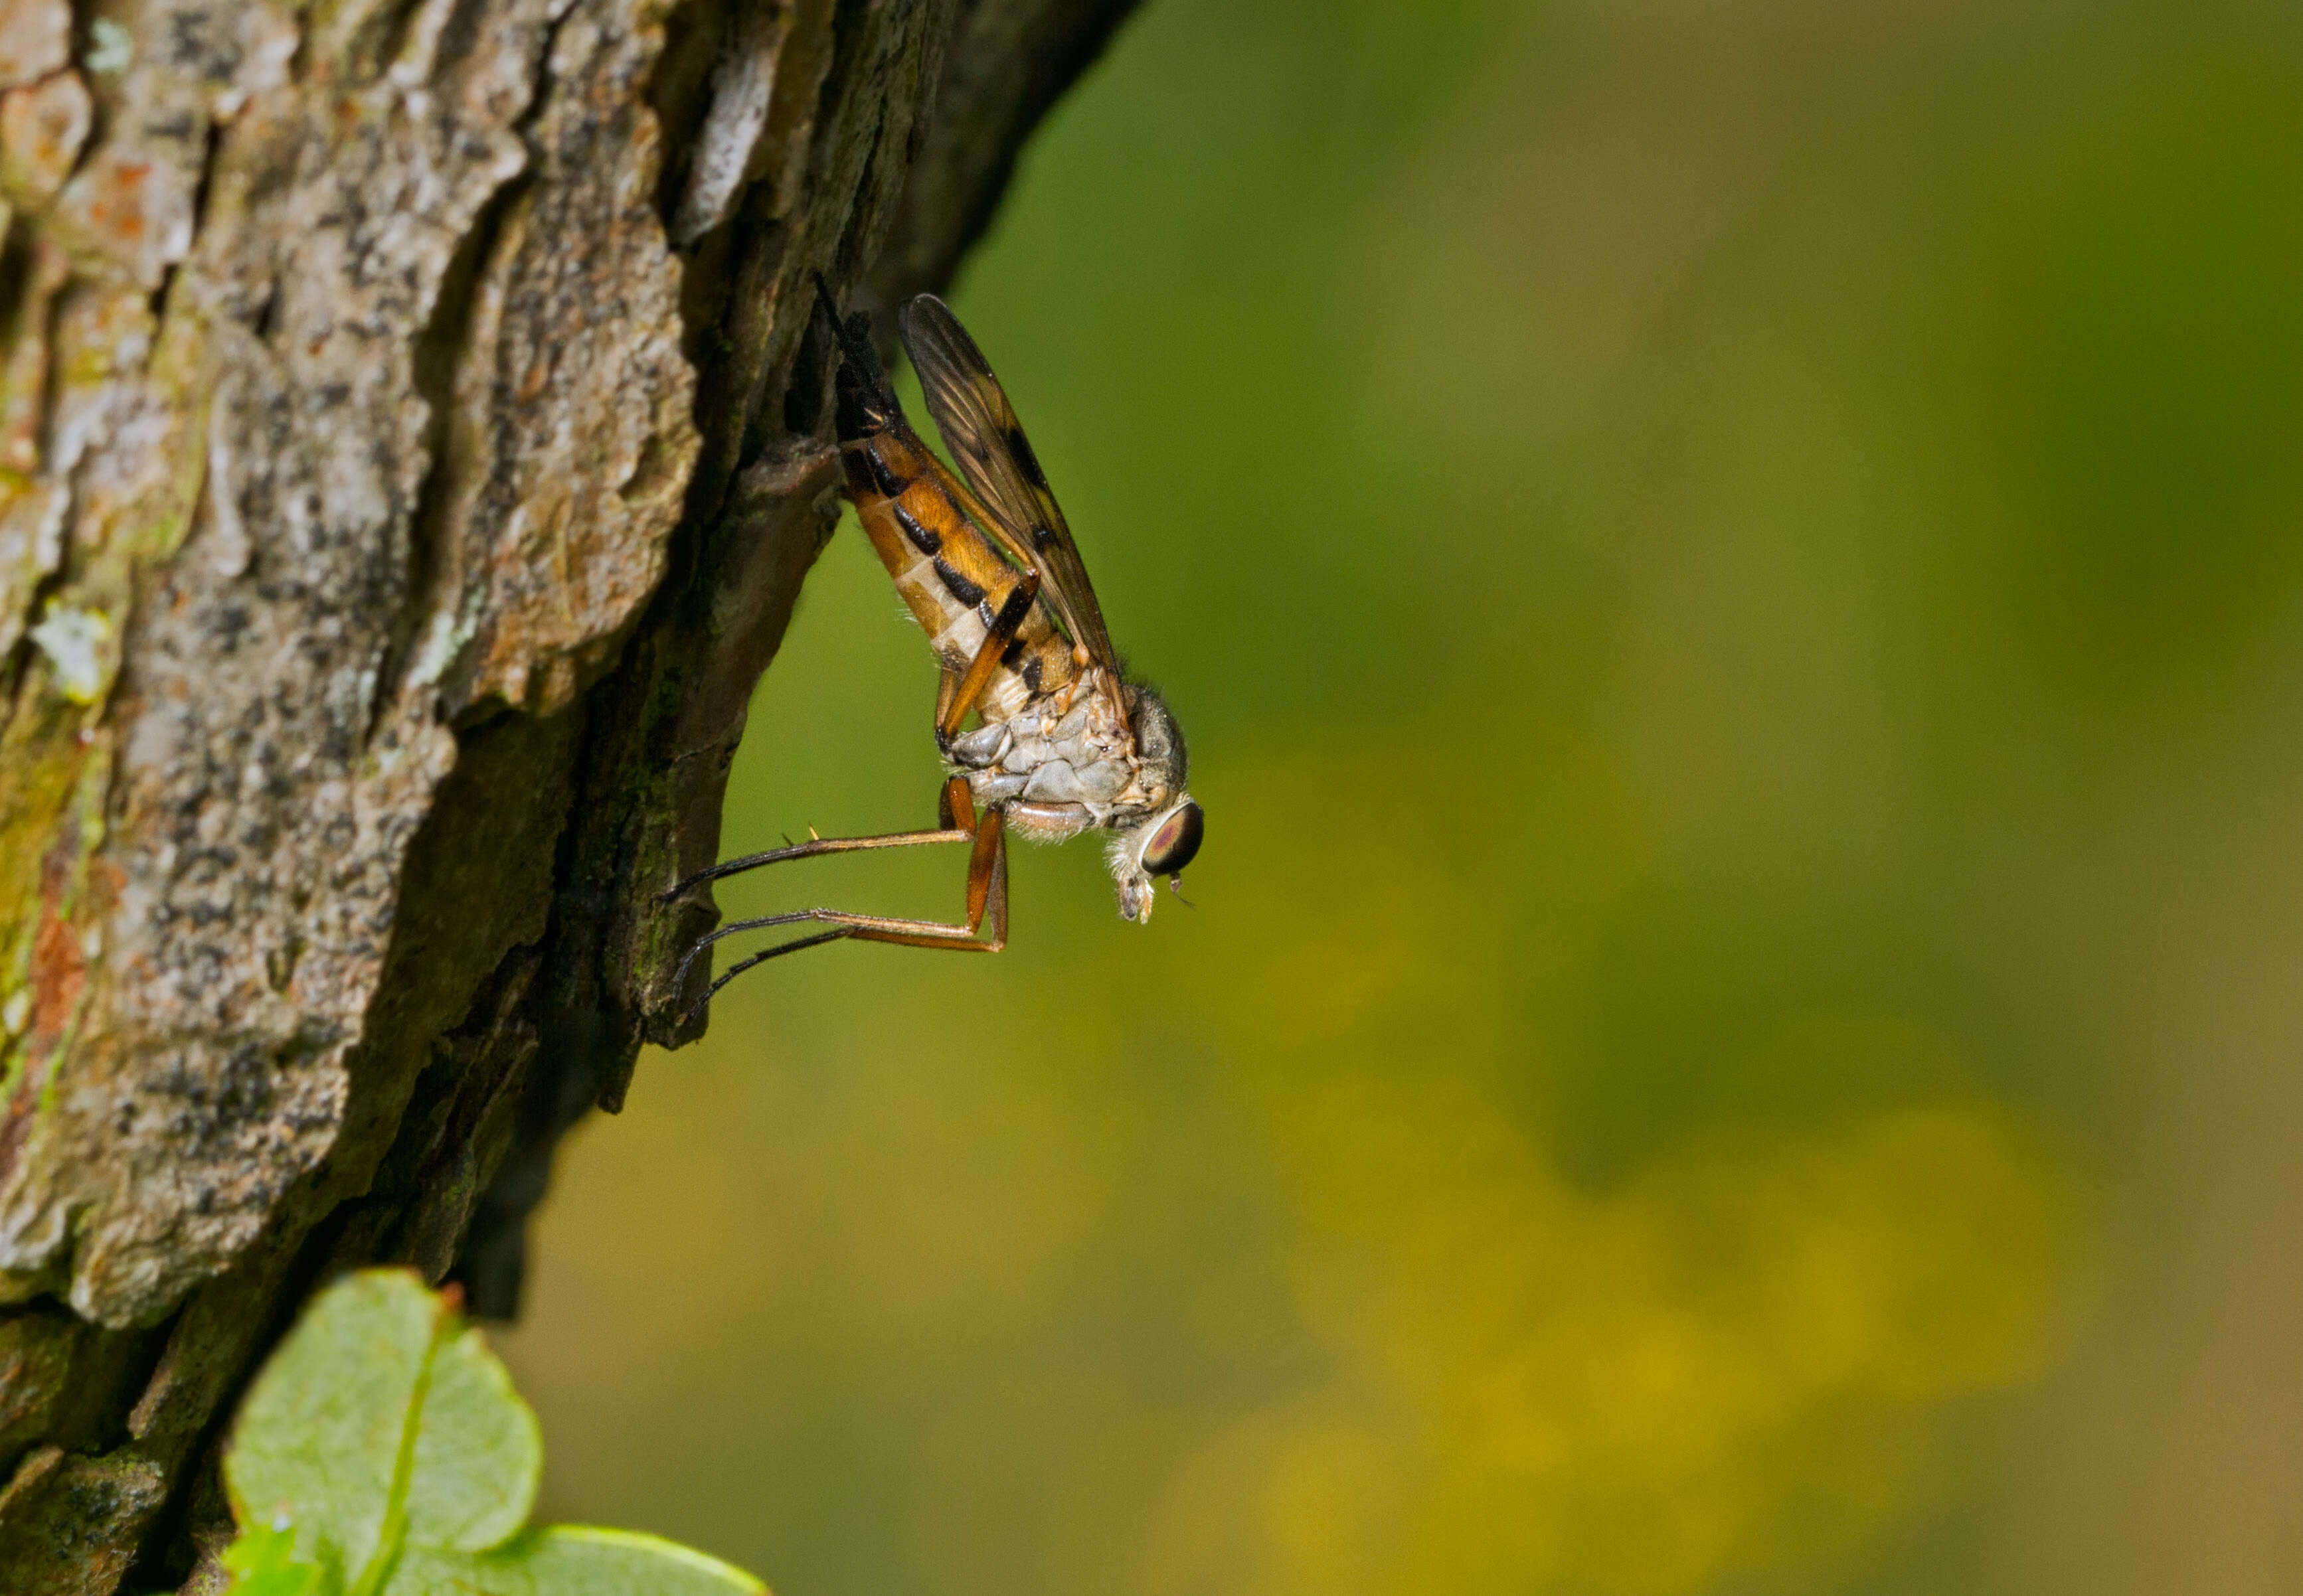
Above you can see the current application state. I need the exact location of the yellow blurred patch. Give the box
[1144,1074,2064,1596]
[1097,742,2073,1596]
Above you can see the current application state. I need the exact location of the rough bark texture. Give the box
[0,0,1138,1585]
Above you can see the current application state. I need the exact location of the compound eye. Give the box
[1140,801,1204,878]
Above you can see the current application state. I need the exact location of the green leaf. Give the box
[225,1270,444,1591]
[510,1528,767,1595]
[222,1269,765,1596]
[402,1315,543,1553]
[218,1508,334,1596]
[384,1528,766,1596]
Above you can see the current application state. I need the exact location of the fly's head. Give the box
[1106,684,1203,923]
[1111,798,1204,922]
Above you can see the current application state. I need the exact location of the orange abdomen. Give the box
[841,426,1075,720]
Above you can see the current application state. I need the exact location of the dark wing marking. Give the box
[898,294,1118,670]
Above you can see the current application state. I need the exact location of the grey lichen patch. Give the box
[0,480,70,661]
[82,21,133,79]
[25,602,110,703]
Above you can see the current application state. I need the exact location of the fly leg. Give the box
[938,568,1041,742]
[666,817,972,896]
[934,663,961,741]
[668,777,1008,1021]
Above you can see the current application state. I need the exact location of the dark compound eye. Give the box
[1140,801,1204,878]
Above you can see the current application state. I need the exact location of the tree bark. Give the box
[0,0,1137,1587]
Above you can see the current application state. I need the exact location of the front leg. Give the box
[938,572,1040,742]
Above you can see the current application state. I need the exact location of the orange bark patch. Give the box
[29,898,83,1042]
[0,69,91,204]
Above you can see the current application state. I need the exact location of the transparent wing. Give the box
[899,295,1118,669]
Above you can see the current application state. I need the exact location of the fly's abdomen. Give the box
[841,428,1074,718]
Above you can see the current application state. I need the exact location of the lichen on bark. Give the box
[0,0,1141,1585]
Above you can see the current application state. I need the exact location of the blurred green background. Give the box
[495,0,2303,1592]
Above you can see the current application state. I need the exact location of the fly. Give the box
[667,279,1205,1016]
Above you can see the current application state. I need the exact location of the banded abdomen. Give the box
[838,424,1078,727]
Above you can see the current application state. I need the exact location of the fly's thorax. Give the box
[948,672,1198,921]
[1118,682,1188,815]
[950,669,1161,819]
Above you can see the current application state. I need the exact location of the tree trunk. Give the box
[0,0,1136,1585]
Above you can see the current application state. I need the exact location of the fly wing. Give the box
[898,295,1118,669]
